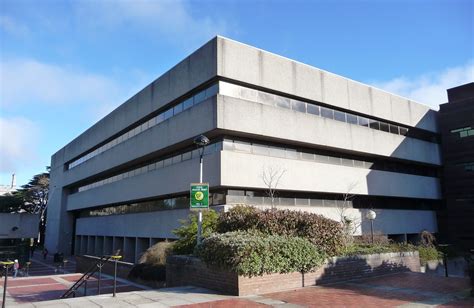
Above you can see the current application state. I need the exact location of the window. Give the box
[399,127,408,136]
[321,107,334,119]
[459,162,474,172]
[164,108,173,120]
[307,104,320,116]
[358,116,369,127]
[334,110,346,122]
[451,127,474,138]
[275,96,290,109]
[379,122,390,132]
[194,90,206,104]
[183,98,193,110]
[346,114,357,125]
[369,119,380,130]
[389,124,399,135]
[173,103,183,115]
[291,100,306,113]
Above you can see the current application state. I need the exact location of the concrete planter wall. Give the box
[166,251,420,296]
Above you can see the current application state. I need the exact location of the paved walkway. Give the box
[3,272,472,307]
[0,252,148,306]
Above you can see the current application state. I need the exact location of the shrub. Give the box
[217,206,344,256]
[354,231,390,246]
[418,246,441,265]
[197,231,326,277]
[172,209,218,255]
[341,243,416,256]
[138,241,173,266]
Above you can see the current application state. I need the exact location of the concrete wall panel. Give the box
[220,151,441,200]
[67,152,221,211]
[218,96,441,165]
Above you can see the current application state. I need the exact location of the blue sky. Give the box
[0,0,473,187]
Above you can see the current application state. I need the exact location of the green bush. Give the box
[172,209,218,255]
[341,243,416,256]
[217,205,344,256]
[197,231,326,277]
[418,246,442,265]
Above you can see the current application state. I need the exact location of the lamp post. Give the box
[1,261,14,308]
[193,134,210,245]
[366,210,376,244]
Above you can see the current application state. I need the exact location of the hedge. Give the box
[172,209,219,255]
[197,231,326,277]
[217,205,344,256]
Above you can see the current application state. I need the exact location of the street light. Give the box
[193,134,210,245]
[366,210,376,244]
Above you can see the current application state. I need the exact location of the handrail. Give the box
[61,254,116,298]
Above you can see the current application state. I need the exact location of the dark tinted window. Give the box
[379,122,390,132]
[358,117,369,127]
[389,124,399,134]
[321,107,334,119]
[291,100,306,112]
[369,120,380,130]
[334,111,346,122]
[347,114,358,124]
[307,104,320,116]
[399,127,408,136]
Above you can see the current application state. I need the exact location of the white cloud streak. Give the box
[0,58,126,107]
[0,117,39,173]
[372,61,474,109]
[75,0,228,47]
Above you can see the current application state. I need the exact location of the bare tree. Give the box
[336,182,361,246]
[260,165,286,209]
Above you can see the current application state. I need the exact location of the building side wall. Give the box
[220,151,441,200]
[67,152,221,211]
[217,95,441,165]
[51,38,218,167]
[216,37,438,133]
[61,97,218,187]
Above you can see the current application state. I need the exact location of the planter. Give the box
[166,251,420,296]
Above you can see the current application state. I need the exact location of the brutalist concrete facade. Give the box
[46,37,442,261]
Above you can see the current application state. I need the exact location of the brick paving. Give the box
[0,252,148,306]
[1,266,473,307]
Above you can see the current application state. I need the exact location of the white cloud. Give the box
[75,0,228,47]
[0,58,128,107]
[0,117,39,173]
[372,61,474,109]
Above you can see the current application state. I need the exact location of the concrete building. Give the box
[438,83,474,250]
[45,37,442,262]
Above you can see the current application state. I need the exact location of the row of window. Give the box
[451,126,474,138]
[75,142,221,193]
[219,82,437,142]
[222,139,438,177]
[79,193,226,218]
[68,83,219,169]
[458,162,474,172]
[74,137,438,194]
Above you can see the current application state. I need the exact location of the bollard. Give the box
[1,261,14,308]
[110,255,122,297]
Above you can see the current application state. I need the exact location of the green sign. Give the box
[190,183,209,209]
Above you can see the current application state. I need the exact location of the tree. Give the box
[7,167,50,245]
[336,182,361,246]
[0,193,24,213]
[260,165,286,209]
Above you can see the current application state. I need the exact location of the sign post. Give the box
[190,183,209,245]
[190,183,209,209]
